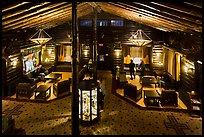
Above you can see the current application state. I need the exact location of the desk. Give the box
[35,85,51,100]
[144,90,160,107]
[141,76,158,88]
[44,73,62,82]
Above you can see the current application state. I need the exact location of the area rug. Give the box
[164,115,189,135]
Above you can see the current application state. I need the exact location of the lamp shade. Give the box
[130,29,152,46]
[30,29,52,45]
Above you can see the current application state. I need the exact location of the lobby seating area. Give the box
[2,70,202,135]
[5,72,72,102]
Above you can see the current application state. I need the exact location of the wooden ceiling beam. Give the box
[114,2,201,32]
[184,2,202,9]
[140,2,202,25]
[2,2,68,26]
[2,2,30,12]
[2,2,51,20]
[131,2,202,32]
[151,2,202,18]
[22,4,93,30]
[3,4,72,31]
[103,2,192,32]
[45,8,93,29]
[97,2,176,32]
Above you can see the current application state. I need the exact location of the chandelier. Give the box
[129,29,152,46]
[30,28,52,45]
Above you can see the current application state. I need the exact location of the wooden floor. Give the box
[116,74,187,110]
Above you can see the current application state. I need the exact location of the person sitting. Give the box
[158,71,170,87]
[37,65,48,81]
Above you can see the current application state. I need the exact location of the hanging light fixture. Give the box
[129,15,152,46]
[29,28,52,45]
[129,29,152,46]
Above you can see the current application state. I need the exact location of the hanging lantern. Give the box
[129,29,152,46]
[30,29,52,45]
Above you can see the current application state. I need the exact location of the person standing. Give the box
[129,59,135,80]
[139,59,145,76]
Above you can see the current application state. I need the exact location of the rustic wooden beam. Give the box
[2,2,88,31]
[184,2,202,9]
[139,2,202,25]
[98,2,185,32]
[98,2,201,32]
[151,2,202,18]
[45,8,93,29]
[2,2,51,20]
[25,3,92,30]
[2,2,30,12]
[131,2,202,31]
[2,2,68,26]
[3,4,72,31]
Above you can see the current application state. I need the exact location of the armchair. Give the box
[160,90,178,107]
[124,83,142,102]
[53,79,71,98]
[16,83,37,99]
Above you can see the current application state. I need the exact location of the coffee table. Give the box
[144,89,160,107]
[142,76,158,88]
[35,85,51,100]
[44,73,62,82]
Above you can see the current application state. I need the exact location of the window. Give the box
[97,20,108,26]
[111,20,124,26]
[80,20,92,27]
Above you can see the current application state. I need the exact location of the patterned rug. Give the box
[164,115,189,135]
[2,104,23,117]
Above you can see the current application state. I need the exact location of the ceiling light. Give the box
[129,29,152,46]
[30,28,52,45]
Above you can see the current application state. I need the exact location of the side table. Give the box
[34,85,51,101]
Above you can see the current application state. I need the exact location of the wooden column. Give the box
[71,1,79,136]
[93,8,97,81]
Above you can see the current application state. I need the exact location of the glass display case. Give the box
[78,80,99,124]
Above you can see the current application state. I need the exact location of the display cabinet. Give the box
[78,79,100,124]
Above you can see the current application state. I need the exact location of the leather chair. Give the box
[160,90,178,107]
[53,79,71,98]
[16,83,37,99]
[124,83,142,102]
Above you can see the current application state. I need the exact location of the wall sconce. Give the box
[156,53,160,57]
[158,62,163,66]
[11,58,18,68]
[114,42,122,58]
[114,49,121,57]
[82,44,90,58]
[184,66,188,73]
[184,65,195,74]
[45,58,49,62]
[48,49,52,54]
[83,50,88,56]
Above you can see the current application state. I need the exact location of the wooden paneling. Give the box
[6,53,23,96]
[179,57,196,107]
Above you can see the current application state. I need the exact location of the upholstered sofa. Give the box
[124,83,142,102]
[16,83,37,99]
[53,79,71,98]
